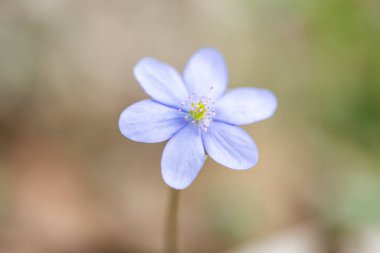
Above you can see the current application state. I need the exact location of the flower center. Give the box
[179,88,216,132]
[189,101,208,122]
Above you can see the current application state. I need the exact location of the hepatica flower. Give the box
[119,48,277,189]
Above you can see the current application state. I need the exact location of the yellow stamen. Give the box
[190,101,208,121]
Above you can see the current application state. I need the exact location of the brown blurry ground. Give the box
[1,0,380,253]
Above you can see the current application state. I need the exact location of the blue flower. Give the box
[119,48,277,189]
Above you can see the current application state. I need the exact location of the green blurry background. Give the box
[0,0,379,252]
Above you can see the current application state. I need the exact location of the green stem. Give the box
[165,188,180,253]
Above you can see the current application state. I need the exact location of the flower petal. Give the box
[215,87,277,125]
[183,48,228,99]
[202,122,258,170]
[134,58,189,107]
[161,125,206,189]
[119,100,186,143]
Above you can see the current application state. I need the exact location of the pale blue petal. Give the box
[202,122,258,170]
[215,87,277,125]
[183,48,228,99]
[119,100,186,143]
[134,58,189,107]
[161,125,206,189]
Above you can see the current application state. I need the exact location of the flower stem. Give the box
[165,188,180,253]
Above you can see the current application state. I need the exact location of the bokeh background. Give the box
[1,0,380,252]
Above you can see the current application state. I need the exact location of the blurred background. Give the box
[1,0,380,252]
